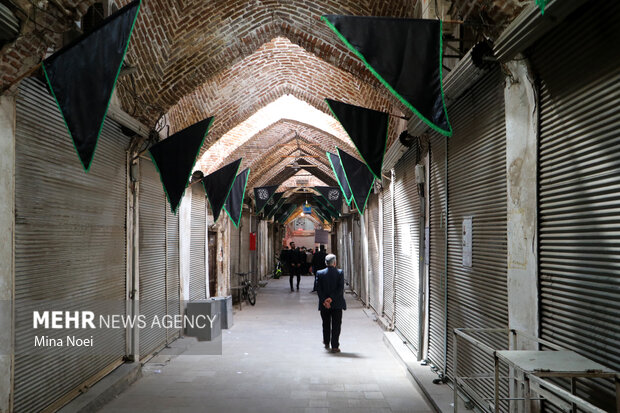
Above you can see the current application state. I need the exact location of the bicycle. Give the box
[273,256,283,279]
[236,272,257,306]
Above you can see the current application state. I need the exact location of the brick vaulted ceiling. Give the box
[0,0,524,195]
[106,0,419,192]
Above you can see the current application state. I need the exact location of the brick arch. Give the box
[248,140,343,190]
[113,0,417,125]
[204,119,354,176]
[169,37,406,154]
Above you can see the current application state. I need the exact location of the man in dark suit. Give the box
[316,254,346,353]
[289,243,303,292]
[311,245,327,292]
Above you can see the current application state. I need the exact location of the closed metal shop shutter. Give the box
[367,193,381,313]
[190,184,206,300]
[393,147,421,350]
[353,215,364,301]
[428,135,447,373]
[383,178,395,321]
[166,205,181,341]
[445,68,508,403]
[14,78,127,412]
[531,1,620,408]
[139,159,168,358]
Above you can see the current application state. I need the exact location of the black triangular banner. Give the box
[314,186,343,212]
[263,192,284,218]
[326,151,354,205]
[149,117,213,214]
[326,99,388,179]
[276,204,297,224]
[337,148,375,215]
[42,1,141,171]
[322,15,452,137]
[253,185,280,214]
[224,168,250,228]
[203,158,242,223]
[267,197,286,220]
[313,196,339,219]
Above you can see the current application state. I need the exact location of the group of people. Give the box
[279,242,328,292]
[279,242,346,353]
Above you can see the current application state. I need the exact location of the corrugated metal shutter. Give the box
[393,147,421,351]
[367,193,381,313]
[383,178,395,322]
[139,159,168,358]
[531,1,620,409]
[428,134,447,373]
[166,205,181,341]
[14,78,126,412]
[444,68,508,403]
[354,216,364,301]
[190,184,206,300]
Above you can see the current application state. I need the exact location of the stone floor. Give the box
[100,275,433,413]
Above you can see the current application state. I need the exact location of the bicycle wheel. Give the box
[247,286,257,306]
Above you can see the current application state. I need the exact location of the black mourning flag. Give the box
[315,186,343,212]
[149,117,213,214]
[267,196,286,220]
[313,196,339,219]
[263,192,284,218]
[254,185,280,214]
[337,148,375,215]
[42,1,141,171]
[322,15,452,137]
[326,99,388,179]
[327,151,354,206]
[203,158,242,223]
[276,204,296,224]
[224,168,250,228]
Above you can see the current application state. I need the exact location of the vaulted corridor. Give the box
[100,277,430,413]
[1,0,620,412]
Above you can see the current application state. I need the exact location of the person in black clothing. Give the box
[311,245,327,292]
[289,243,302,291]
[316,254,346,353]
[280,245,290,275]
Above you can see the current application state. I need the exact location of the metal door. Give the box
[383,176,395,322]
[531,0,620,407]
[189,184,206,300]
[14,78,127,412]
[367,193,381,313]
[139,159,168,358]
[393,146,421,352]
[445,69,508,403]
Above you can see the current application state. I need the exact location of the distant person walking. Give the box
[289,242,303,292]
[316,254,346,353]
[311,245,327,292]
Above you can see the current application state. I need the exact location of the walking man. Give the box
[316,254,346,353]
[289,243,302,292]
[311,245,327,292]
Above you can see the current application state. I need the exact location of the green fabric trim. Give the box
[324,99,386,180]
[313,195,339,218]
[267,198,285,219]
[535,0,548,14]
[150,116,213,215]
[223,168,250,229]
[43,0,142,172]
[321,16,452,137]
[336,147,374,216]
[326,151,354,205]
[204,156,241,224]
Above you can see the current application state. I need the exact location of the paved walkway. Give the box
[101,276,432,413]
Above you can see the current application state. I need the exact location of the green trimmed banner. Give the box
[43,0,141,171]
